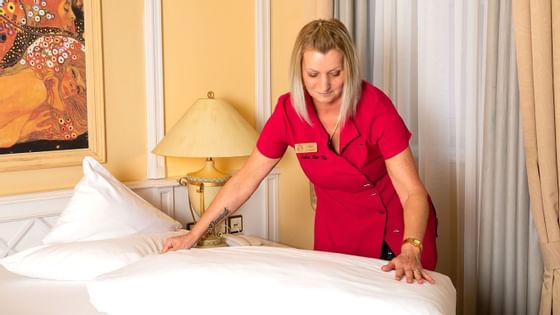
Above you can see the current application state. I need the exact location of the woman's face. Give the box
[60,64,85,100]
[301,49,345,107]
[54,0,76,32]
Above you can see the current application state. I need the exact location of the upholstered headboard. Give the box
[0,174,279,257]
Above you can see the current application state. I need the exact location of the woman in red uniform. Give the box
[163,19,438,284]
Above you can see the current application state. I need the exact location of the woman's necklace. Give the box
[327,116,341,152]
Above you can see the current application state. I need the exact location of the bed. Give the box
[0,157,456,315]
[0,266,99,315]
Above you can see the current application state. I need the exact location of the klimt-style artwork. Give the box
[0,0,105,171]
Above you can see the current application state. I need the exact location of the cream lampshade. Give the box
[152,91,258,247]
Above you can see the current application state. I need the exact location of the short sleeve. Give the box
[373,100,412,160]
[256,96,290,159]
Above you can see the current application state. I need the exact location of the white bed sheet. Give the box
[88,246,456,315]
[0,241,456,315]
[0,265,101,315]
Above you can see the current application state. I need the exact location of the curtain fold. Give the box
[513,0,560,313]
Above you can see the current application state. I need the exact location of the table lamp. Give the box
[152,91,258,247]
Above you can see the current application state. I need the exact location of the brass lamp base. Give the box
[196,234,228,248]
[177,157,231,249]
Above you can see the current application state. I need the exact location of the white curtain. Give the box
[333,0,541,314]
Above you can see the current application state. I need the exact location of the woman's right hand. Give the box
[162,233,199,253]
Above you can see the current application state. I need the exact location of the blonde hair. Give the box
[289,18,361,124]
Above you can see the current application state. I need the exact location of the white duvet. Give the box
[87,246,455,315]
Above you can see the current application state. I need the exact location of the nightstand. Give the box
[223,234,290,247]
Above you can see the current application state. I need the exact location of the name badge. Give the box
[295,142,317,153]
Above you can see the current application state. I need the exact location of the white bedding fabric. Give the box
[88,246,456,315]
[0,265,101,315]
[0,231,187,281]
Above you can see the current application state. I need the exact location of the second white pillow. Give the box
[43,157,182,244]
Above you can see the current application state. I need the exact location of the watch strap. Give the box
[402,237,423,251]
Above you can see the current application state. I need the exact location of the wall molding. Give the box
[255,0,276,241]
[255,0,271,130]
[0,179,180,224]
[144,0,166,179]
[265,170,279,241]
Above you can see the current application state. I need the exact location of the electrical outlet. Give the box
[228,215,243,233]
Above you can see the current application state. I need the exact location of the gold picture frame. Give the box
[0,0,105,171]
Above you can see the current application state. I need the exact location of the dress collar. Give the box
[304,93,360,154]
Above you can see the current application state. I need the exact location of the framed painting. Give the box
[0,0,105,171]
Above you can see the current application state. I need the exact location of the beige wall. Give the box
[161,0,255,178]
[0,0,148,196]
[0,0,257,195]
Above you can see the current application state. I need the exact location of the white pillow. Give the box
[43,156,182,244]
[87,247,456,315]
[0,231,187,281]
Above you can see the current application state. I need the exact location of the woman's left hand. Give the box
[381,245,435,284]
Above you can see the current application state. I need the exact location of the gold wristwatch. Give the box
[402,237,423,251]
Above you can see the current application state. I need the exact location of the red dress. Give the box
[257,81,438,270]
